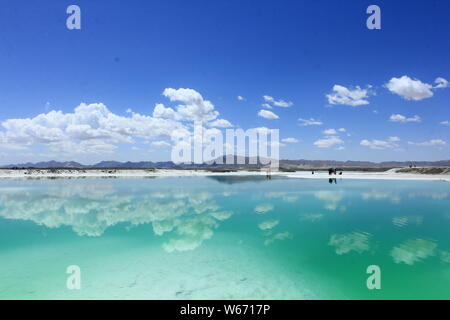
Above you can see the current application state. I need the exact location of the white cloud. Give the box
[261,103,273,109]
[434,77,449,89]
[408,139,446,147]
[267,141,286,148]
[439,121,449,126]
[258,109,279,120]
[314,136,343,148]
[151,141,171,147]
[323,129,337,135]
[263,95,293,108]
[389,114,421,123]
[254,127,278,135]
[281,137,299,143]
[0,88,236,156]
[360,137,400,150]
[0,102,186,154]
[152,103,180,120]
[208,119,233,128]
[389,136,401,142]
[338,128,346,133]
[326,85,371,106]
[237,95,245,101]
[162,88,220,122]
[298,118,323,126]
[385,76,436,100]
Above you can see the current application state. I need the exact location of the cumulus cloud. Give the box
[263,95,293,108]
[208,119,233,128]
[389,114,421,123]
[237,95,246,101]
[281,137,299,143]
[439,121,449,126]
[152,103,180,120]
[314,136,344,148]
[434,77,449,89]
[162,88,220,122]
[389,136,401,142]
[322,128,347,136]
[385,76,448,100]
[258,109,279,120]
[326,85,371,106]
[0,88,233,156]
[151,141,171,147]
[323,129,337,135]
[408,139,446,147]
[360,137,400,150]
[0,103,186,154]
[298,118,323,126]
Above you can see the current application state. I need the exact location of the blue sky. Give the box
[0,0,449,164]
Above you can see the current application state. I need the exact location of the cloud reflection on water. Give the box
[0,182,234,252]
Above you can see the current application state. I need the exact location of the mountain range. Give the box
[2,158,450,169]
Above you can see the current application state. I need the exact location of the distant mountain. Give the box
[1,161,86,169]
[281,159,450,168]
[2,158,450,169]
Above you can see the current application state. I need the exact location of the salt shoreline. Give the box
[0,168,449,181]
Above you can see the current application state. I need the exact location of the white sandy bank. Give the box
[284,169,450,182]
[0,168,449,181]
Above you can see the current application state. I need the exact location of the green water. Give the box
[0,176,449,300]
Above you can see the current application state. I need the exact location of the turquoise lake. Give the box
[0,176,449,299]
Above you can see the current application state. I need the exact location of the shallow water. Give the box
[0,176,449,299]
